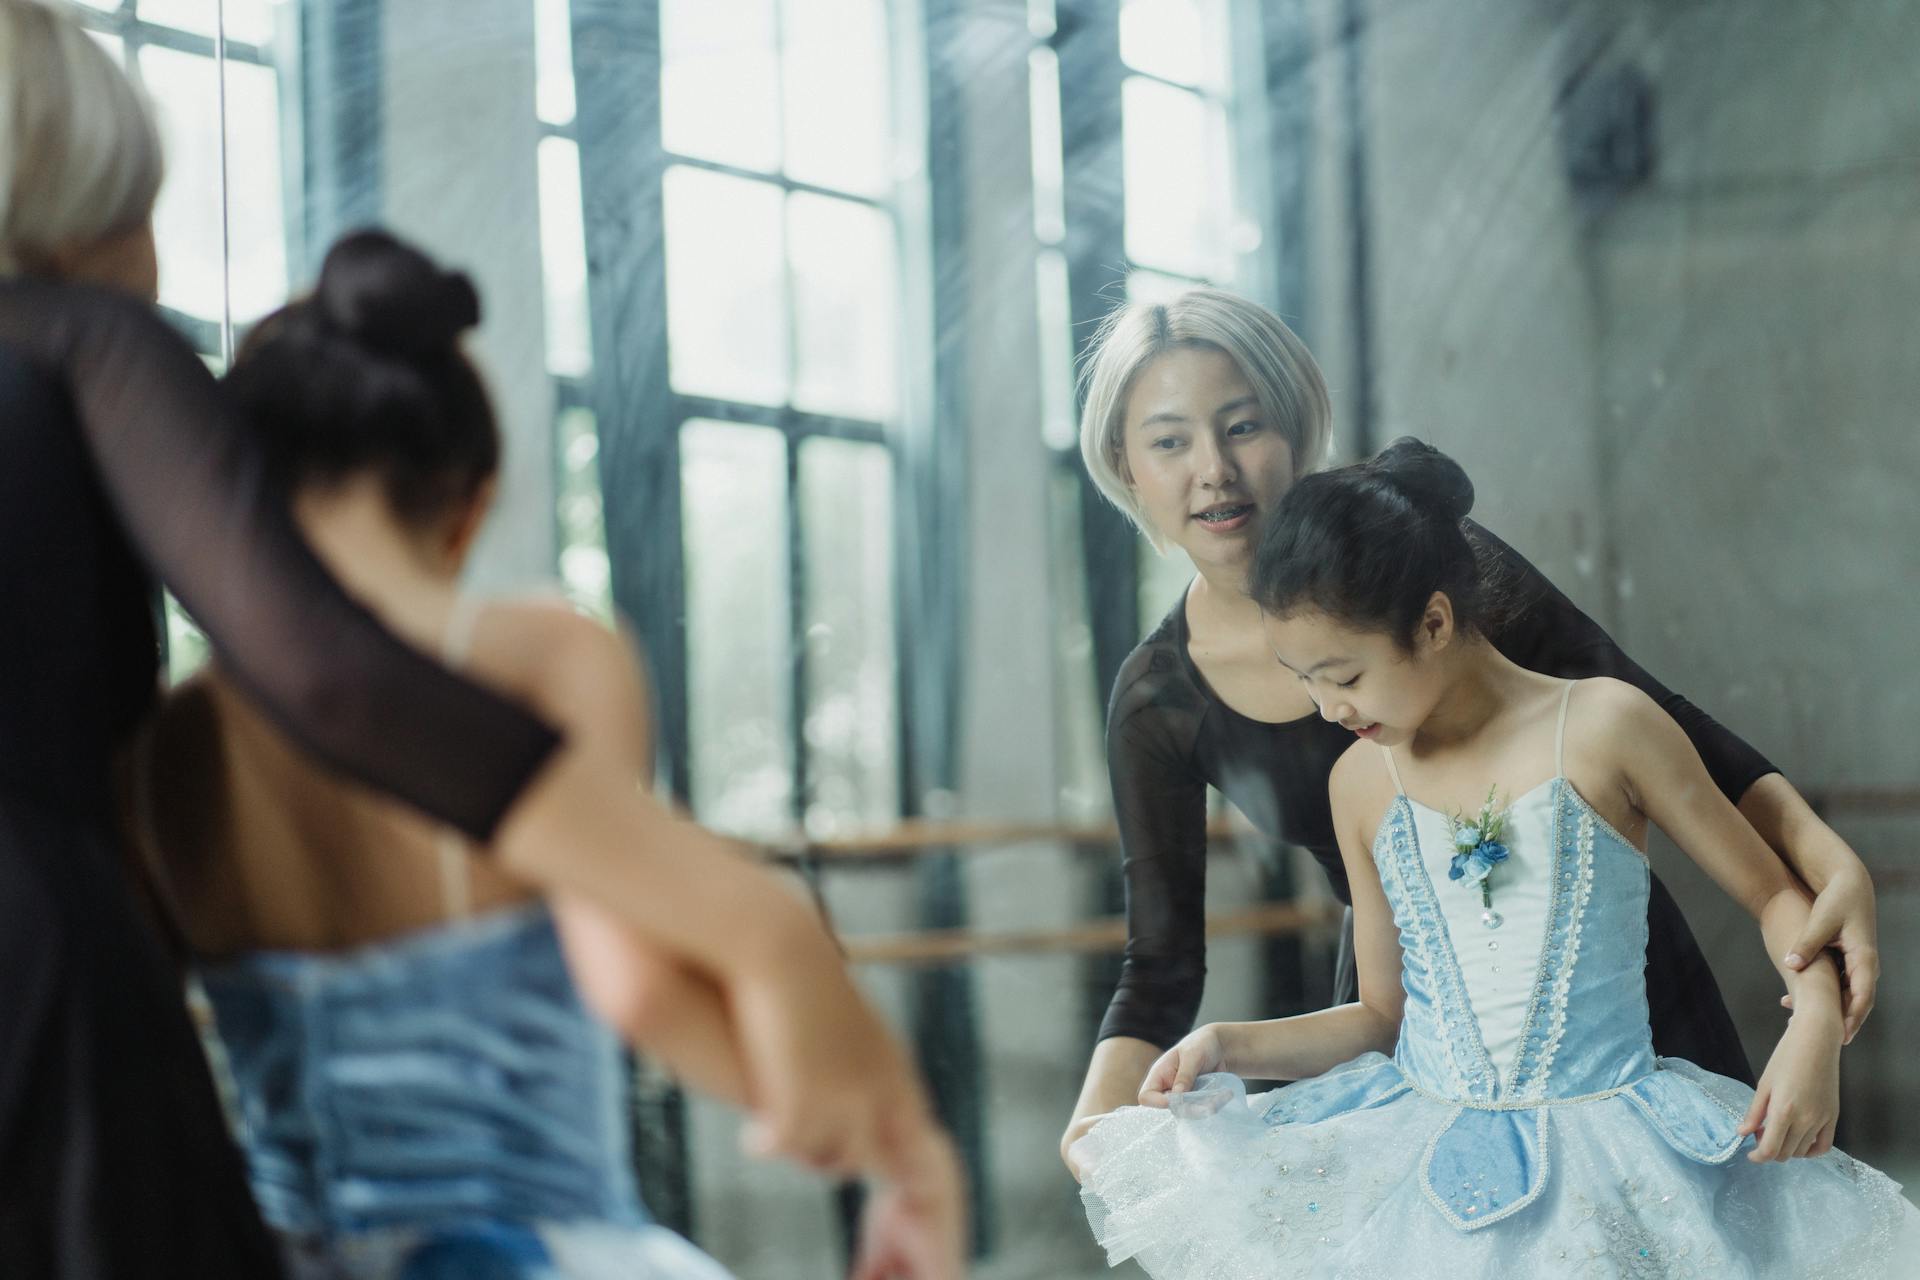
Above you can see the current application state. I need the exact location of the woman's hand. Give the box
[1138,1024,1229,1108]
[1783,866,1879,1045]
[1739,1012,1842,1162]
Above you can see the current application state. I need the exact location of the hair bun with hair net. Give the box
[1370,436,1475,523]
[315,228,480,360]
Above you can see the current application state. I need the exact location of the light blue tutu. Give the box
[1076,755,1920,1278]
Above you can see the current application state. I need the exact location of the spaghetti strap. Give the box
[1555,680,1576,777]
[1378,744,1406,795]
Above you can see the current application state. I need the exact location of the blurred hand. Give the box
[1137,1025,1228,1108]
[732,926,926,1178]
[850,1130,968,1280]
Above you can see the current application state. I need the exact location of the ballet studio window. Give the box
[531,0,611,622]
[1031,0,1258,816]
[73,0,295,682]
[663,0,904,841]
[538,0,908,841]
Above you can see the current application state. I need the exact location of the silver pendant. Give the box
[1481,909,1504,930]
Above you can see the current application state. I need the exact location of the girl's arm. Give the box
[490,614,964,1273]
[1140,746,1403,1101]
[1592,679,1846,1163]
[523,610,751,1106]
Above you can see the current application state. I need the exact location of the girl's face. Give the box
[1121,346,1295,578]
[1262,597,1455,748]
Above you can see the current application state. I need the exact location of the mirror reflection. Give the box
[49,0,1920,1274]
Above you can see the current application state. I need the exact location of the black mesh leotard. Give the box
[1099,522,1774,1084]
[0,281,560,1277]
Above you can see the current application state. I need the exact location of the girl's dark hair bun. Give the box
[1370,435,1475,523]
[315,228,481,360]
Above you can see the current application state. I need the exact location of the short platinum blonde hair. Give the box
[1078,286,1331,550]
[0,0,163,275]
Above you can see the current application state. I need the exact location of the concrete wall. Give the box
[1360,0,1920,1176]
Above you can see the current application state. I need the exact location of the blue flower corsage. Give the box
[1446,786,1512,929]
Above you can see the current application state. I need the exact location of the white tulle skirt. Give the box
[1072,1061,1920,1279]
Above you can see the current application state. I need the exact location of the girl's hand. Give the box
[1739,1014,1842,1162]
[1138,1025,1228,1107]
[1783,867,1879,1045]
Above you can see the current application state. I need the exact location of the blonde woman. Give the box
[0,3,959,1275]
[1060,287,1879,1177]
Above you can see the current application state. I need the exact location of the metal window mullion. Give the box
[665,154,892,212]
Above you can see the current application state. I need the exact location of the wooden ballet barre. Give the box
[758,785,1920,866]
[838,900,1342,967]
[763,815,1250,864]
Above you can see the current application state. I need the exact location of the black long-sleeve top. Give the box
[1098,522,1775,1082]
[0,281,561,1275]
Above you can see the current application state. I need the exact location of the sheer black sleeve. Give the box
[0,279,559,840]
[1473,520,1777,803]
[1096,643,1212,1049]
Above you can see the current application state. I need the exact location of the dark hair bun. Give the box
[1371,436,1474,522]
[315,228,481,360]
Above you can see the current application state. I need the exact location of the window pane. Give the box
[534,0,576,126]
[780,0,890,195]
[1028,45,1066,245]
[798,438,898,834]
[681,421,793,836]
[140,46,225,322]
[221,58,289,323]
[84,27,125,62]
[72,0,120,11]
[663,166,789,405]
[165,595,209,685]
[1125,267,1198,303]
[1036,249,1075,450]
[537,136,592,377]
[555,407,610,620]
[788,193,896,420]
[1048,468,1108,821]
[140,0,278,46]
[1119,0,1221,89]
[660,0,781,172]
[1122,76,1231,279]
[1138,538,1194,633]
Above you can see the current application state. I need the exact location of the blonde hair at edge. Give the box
[0,0,163,276]
[1078,286,1332,553]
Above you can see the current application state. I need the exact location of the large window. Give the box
[1031,0,1260,815]
[538,0,911,841]
[658,0,904,839]
[75,0,297,683]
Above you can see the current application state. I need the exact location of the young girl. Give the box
[1061,288,1879,1177]
[126,231,953,1279]
[1069,438,1917,1277]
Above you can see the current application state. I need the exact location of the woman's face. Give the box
[1121,346,1295,579]
[1261,598,1453,750]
